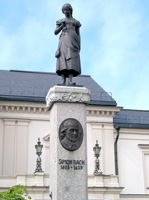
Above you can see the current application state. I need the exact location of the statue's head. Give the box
[62,3,73,15]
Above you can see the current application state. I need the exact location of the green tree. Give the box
[0,185,31,200]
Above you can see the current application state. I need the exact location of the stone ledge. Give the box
[88,174,120,188]
[0,174,123,200]
[46,85,91,110]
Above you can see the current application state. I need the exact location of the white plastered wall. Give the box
[1,119,30,176]
[0,101,123,200]
[0,101,50,176]
[0,102,120,177]
[86,106,121,175]
[3,119,16,175]
[27,120,50,174]
[117,128,149,195]
[0,119,4,175]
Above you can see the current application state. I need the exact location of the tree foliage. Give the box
[0,185,31,200]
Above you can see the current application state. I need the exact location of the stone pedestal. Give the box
[46,86,90,200]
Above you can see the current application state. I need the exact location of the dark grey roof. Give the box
[114,109,149,129]
[0,70,117,106]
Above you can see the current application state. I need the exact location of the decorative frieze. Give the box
[0,104,48,114]
[46,85,91,110]
[0,103,121,117]
[86,108,119,117]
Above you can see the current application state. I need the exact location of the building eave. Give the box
[114,122,149,129]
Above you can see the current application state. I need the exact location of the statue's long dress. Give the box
[56,18,81,77]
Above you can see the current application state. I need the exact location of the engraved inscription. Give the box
[59,159,85,170]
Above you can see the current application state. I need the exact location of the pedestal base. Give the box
[46,86,90,200]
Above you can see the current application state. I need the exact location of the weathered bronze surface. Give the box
[59,118,83,151]
[54,3,81,86]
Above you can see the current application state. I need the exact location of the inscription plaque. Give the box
[59,159,85,170]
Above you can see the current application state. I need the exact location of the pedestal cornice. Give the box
[46,85,91,110]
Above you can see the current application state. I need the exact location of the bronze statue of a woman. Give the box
[54,4,81,85]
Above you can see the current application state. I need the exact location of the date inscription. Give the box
[59,159,85,170]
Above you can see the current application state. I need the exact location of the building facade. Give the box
[0,70,149,200]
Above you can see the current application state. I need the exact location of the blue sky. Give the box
[0,0,149,110]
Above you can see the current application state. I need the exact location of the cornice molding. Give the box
[86,106,122,117]
[0,100,123,121]
[0,104,48,114]
[114,128,149,135]
[0,102,122,117]
[46,85,90,110]
[138,144,149,149]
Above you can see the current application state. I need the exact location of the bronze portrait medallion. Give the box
[59,118,83,151]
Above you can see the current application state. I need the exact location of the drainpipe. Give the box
[114,127,120,175]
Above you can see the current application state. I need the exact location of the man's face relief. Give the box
[66,125,79,142]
